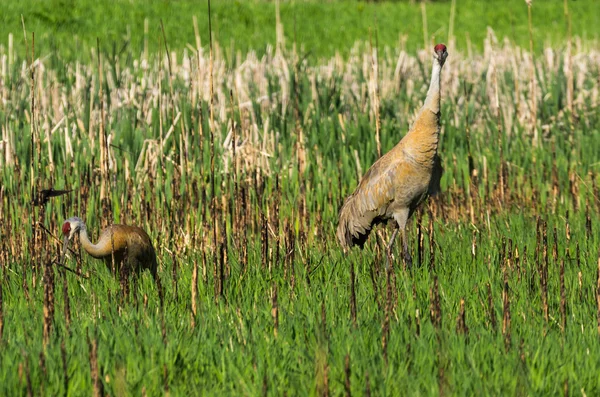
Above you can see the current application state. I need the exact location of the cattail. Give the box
[43,261,55,346]
[271,284,279,337]
[560,259,566,332]
[191,256,199,328]
[87,331,102,397]
[428,215,435,271]
[596,256,600,336]
[0,280,3,340]
[430,276,442,329]
[61,340,68,394]
[526,0,538,145]
[541,221,549,324]
[487,282,497,331]
[62,271,71,331]
[163,364,169,396]
[344,354,351,397]
[456,298,468,336]
[262,371,268,397]
[415,308,421,337]
[349,260,357,328]
[417,212,424,265]
[502,271,511,351]
[39,350,46,394]
[23,351,33,397]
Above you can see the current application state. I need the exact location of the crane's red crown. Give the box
[434,44,447,53]
[62,222,71,236]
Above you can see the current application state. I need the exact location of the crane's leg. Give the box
[392,209,411,270]
[384,228,399,270]
[402,228,413,269]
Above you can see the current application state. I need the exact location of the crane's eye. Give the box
[62,222,71,236]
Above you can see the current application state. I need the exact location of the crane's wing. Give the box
[337,155,399,250]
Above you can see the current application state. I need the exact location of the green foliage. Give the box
[1,0,599,62]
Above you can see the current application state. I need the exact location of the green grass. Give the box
[1,0,599,62]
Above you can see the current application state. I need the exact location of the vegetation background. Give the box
[2,0,599,60]
[1,0,600,395]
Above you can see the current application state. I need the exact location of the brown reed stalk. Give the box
[369,28,381,159]
[207,0,218,298]
[350,260,357,328]
[164,364,170,396]
[172,254,179,302]
[62,270,71,331]
[552,146,559,213]
[261,209,269,270]
[456,297,468,336]
[492,53,505,204]
[23,350,33,397]
[526,0,538,146]
[541,221,549,324]
[344,354,351,397]
[321,301,328,341]
[61,340,68,394]
[430,276,441,329]
[39,350,46,394]
[87,331,102,397]
[428,213,435,271]
[191,257,198,328]
[560,259,566,332]
[487,282,497,331]
[553,226,559,264]
[97,38,111,229]
[272,284,279,337]
[0,280,2,340]
[502,269,511,351]
[596,255,600,336]
[42,261,55,346]
[219,209,227,298]
[415,308,421,337]
[564,0,573,123]
[262,371,268,397]
[417,211,424,265]
[365,372,371,397]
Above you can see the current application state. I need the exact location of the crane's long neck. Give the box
[401,59,443,166]
[78,227,111,259]
[423,61,442,114]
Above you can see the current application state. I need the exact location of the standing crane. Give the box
[61,216,158,281]
[337,43,448,267]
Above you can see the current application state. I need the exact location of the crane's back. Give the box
[98,224,158,278]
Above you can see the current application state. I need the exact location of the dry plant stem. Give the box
[349,259,357,328]
[97,38,111,230]
[564,0,573,123]
[597,256,600,336]
[0,281,3,340]
[369,28,381,159]
[527,1,538,146]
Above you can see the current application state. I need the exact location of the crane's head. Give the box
[62,217,85,240]
[434,43,448,66]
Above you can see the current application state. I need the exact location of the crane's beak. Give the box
[60,235,70,265]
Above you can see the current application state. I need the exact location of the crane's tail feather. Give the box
[336,194,380,251]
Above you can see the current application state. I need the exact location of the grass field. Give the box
[1,0,600,61]
[2,1,600,395]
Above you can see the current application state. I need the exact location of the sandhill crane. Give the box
[337,43,448,267]
[61,217,158,280]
